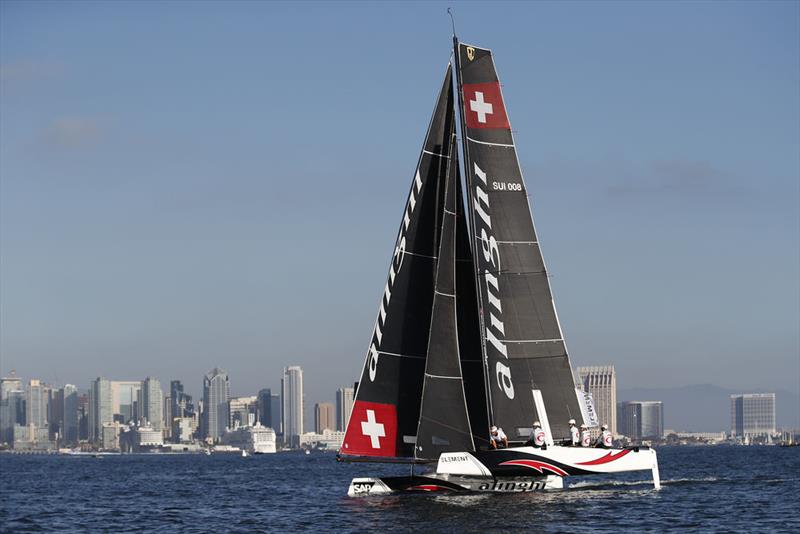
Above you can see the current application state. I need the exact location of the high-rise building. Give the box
[335,387,354,432]
[730,393,775,437]
[281,366,303,447]
[257,389,273,428]
[229,396,258,428]
[0,373,24,444]
[577,366,616,436]
[202,368,230,441]
[141,377,163,431]
[26,379,47,431]
[89,377,113,443]
[62,384,79,444]
[315,402,335,433]
[111,381,141,423]
[617,401,663,440]
[169,380,194,442]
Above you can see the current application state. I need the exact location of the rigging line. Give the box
[418,415,474,436]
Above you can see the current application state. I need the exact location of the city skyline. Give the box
[1,2,797,405]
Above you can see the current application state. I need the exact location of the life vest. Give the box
[580,430,591,447]
[570,425,580,444]
[532,427,545,447]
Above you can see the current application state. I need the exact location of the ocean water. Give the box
[1,445,798,532]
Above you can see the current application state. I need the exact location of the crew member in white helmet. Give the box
[595,424,613,449]
[580,424,591,447]
[526,421,546,448]
[568,419,580,446]
[489,426,508,449]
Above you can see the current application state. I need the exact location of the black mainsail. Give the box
[453,41,583,441]
[341,66,456,460]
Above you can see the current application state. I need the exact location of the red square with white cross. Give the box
[341,401,398,457]
[463,82,509,130]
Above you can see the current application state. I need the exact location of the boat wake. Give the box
[568,476,721,491]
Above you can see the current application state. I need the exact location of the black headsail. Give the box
[415,130,475,461]
[453,41,583,441]
[341,66,456,460]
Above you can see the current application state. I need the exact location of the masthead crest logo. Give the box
[466,47,475,61]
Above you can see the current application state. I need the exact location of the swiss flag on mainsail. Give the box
[341,401,398,457]
[463,82,509,130]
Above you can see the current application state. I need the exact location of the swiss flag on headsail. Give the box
[463,82,509,130]
[341,401,398,457]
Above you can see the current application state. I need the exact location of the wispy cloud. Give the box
[0,60,65,83]
[42,117,102,148]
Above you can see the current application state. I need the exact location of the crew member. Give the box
[526,421,546,448]
[580,424,591,447]
[489,426,508,449]
[568,419,580,446]
[595,424,613,449]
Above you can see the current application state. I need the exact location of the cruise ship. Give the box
[220,423,276,454]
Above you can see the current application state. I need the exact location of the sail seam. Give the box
[466,135,514,148]
[423,149,451,158]
[444,209,457,215]
[434,290,455,298]
[496,240,538,244]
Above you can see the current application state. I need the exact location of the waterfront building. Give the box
[618,401,664,440]
[13,423,54,451]
[220,423,276,453]
[170,380,194,442]
[335,387,354,432]
[281,366,304,447]
[315,402,335,433]
[229,396,258,428]
[89,377,114,443]
[173,417,195,442]
[299,429,346,450]
[202,368,230,441]
[141,377,163,431]
[730,393,776,437]
[102,422,122,451]
[577,366,616,436]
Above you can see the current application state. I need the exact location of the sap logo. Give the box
[440,455,469,463]
[351,483,375,494]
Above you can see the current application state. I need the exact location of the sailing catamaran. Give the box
[338,36,660,495]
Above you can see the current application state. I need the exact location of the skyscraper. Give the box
[315,402,335,433]
[335,387,354,432]
[142,377,163,431]
[281,366,303,447]
[0,373,24,444]
[577,366,616,435]
[111,381,141,423]
[257,388,273,428]
[203,368,230,441]
[26,379,47,430]
[229,396,258,428]
[170,380,194,442]
[89,377,113,443]
[731,393,775,437]
[617,401,663,440]
[62,384,79,444]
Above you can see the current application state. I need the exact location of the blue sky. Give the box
[1,1,798,413]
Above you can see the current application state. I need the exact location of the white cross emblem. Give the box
[469,91,493,123]
[361,409,386,449]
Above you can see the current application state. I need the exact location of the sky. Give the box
[1,1,798,416]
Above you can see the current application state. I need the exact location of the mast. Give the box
[452,34,496,431]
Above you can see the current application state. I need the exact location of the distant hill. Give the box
[617,384,799,432]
